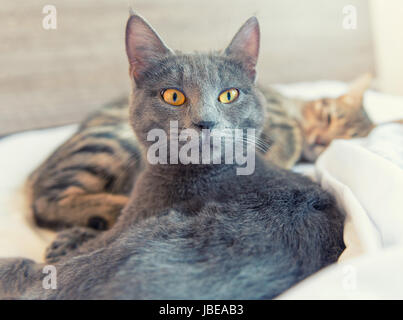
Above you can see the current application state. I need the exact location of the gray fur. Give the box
[0,14,344,299]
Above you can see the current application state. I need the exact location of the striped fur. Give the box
[27,98,143,230]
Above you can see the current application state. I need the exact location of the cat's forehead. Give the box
[308,98,355,115]
[139,53,251,90]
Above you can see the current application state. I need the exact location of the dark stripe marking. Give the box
[60,165,117,192]
[69,144,115,156]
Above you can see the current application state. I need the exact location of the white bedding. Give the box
[0,81,402,299]
[280,124,403,299]
[0,125,78,260]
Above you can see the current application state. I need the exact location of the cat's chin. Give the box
[200,148,223,164]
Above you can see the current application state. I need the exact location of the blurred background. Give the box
[1,0,402,135]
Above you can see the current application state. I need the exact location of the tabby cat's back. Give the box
[27,98,142,230]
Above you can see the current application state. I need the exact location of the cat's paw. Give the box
[0,258,38,298]
[45,227,99,263]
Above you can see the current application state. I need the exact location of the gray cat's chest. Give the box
[125,153,322,227]
[129,160,274,219]
[146,168,242,213]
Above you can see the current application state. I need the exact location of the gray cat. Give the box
[0,14,344,299]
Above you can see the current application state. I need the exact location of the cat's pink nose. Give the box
[314,136,327,146]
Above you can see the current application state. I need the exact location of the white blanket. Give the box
[280,124,403,299]
[0,81,402,298]
[0,125,78,260]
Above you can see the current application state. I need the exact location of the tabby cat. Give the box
[261,73,374,165]
[0,14,344,299]
[27,75,374,232]
[27,98,142,231]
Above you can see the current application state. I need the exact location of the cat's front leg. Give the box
[45,227,100,263]
[33,192,129,231]
[0,258,41,299]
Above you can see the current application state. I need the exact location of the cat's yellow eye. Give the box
[161,89,186,106]
[218,88,239,104]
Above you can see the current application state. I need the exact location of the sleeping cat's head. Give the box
[125,14,265,159]
[301,74,375,161]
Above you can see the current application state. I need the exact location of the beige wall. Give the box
[370,0,403,95]
[1,0,374,135]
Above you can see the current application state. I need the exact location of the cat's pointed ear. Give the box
[339,73,372,108]
[224,17,260,81]
[125,13,173,81]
